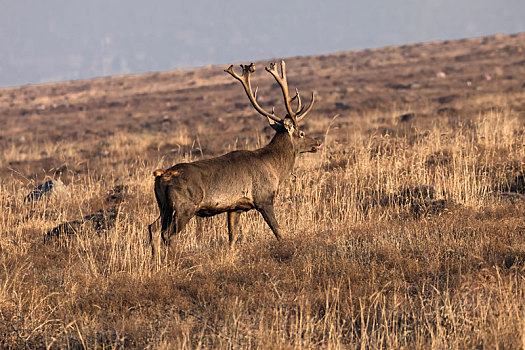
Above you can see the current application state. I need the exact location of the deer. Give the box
[149,60,321,260]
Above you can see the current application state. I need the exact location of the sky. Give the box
[1,0,524,87]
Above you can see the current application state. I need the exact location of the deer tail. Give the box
[153,169,165,177]
[154,169,181,179]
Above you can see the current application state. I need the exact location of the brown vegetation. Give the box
[1,33,525,348]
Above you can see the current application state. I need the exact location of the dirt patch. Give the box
[359,185,451,217]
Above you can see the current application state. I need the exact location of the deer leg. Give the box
[148,216,160,251]
[227,211,241,247]
[149,216,161,241]
[161,210,174,244]
[257,203,283,241]
[151,209,173,263]
[149,218,161,263]
[165,206,194,246]
[150,210,170,264]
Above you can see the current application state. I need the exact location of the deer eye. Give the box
[299,131,305,138]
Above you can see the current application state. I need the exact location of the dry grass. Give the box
[2,86,525,348]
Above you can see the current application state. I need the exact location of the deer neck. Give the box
[261,131,297,180]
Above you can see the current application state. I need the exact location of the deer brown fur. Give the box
[149,60,321,260]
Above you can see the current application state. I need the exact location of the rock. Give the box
[358,184,450,218]
[399,112,416,122]
[502,172,525,194]
[386,83,411,90]
[24,180,68,202]
[437,107,459,116]
[106,184,129,205]
[82,207,119,232]
[497,192,525,203]
[44,207,119,242]
[437,94,459,104]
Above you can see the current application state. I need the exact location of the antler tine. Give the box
[265,60,296,122]
[225,64,282,124]
[295,91,316,123]
[266,107,279,127]
[291,88,302,115]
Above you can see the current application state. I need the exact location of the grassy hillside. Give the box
[1,33,525,348]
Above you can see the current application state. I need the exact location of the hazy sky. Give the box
[1,0,524,87]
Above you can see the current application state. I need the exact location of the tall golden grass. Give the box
[2,97,525,348]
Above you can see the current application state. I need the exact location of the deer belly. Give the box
[196,197,255,217]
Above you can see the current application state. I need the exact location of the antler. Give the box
[225,63,283,125]
[225,60,315,125]
[265,60,315,123]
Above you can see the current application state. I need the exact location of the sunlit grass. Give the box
[2,99,525,348]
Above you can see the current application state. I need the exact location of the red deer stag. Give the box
[150,60,321,259]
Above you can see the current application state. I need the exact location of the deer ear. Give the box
[266,116,284,131]
[283,117,295,134]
